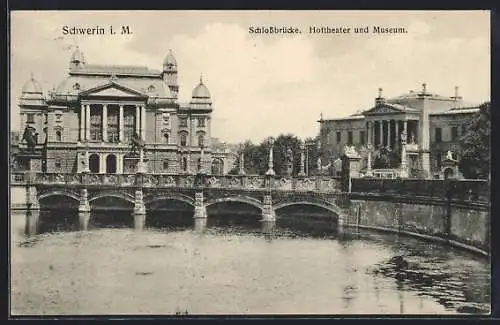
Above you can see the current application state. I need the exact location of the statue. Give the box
[317,157,322,170]
[410,132,416,144]
[130,132,145,155]
[21,126,38,152]
[285,147,293,164]
[446,150,454,160]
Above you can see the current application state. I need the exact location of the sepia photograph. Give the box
[9,10,491,316]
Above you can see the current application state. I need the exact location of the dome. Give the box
[163,49,177,66]
[21,74,43,94]
[71,46,85,63]
[191,76,211,99]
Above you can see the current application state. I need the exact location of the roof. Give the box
[430,107,480,116]
[21,76,43,94]
[163,50,177,66]
[70,64,162,77]
[55,74,173,98]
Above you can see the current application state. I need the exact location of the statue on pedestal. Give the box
[22,126,38,152]
[283,147,294,176]
[130,132,145,155]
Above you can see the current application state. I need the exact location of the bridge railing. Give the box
[350,178,490,203]
[11,172,344,193]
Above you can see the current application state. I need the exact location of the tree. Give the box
[459,102,490,179]
[372,146,401,169]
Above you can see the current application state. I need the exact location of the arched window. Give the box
[163,133,169,144]
[163,160,169,170]
[54,158,62,169]
[180,134,187,146]
[198,135,204,147]
[55,130,62,142]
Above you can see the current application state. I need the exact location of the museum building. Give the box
[13,47,233,175]
[318,84,482,179]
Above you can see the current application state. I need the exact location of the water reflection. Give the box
[10,208,490,315]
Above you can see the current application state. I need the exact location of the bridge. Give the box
[10,171,348,233]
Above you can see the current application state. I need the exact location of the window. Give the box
[347,131,353,145]
[180,134,187,146]
[107,111,119,143]
[90,110,102,141]
[336,131,342,144]
[148,85,155,92]
[163,113,170,123]
[435,128,442,143]
[55,130,62,142]
[197,117,206,127]
[26,113,35,124]
[451,126,458,141]
[73,83,81,90]
[436,153,442,169]
[123,109,136,143]
[163,160,169,170]
[461,124,467,135]
[197,158,202,171]
[163,133,169,144]
[360,131,366,145]
[179,117,188,127]
[55,158,62,169]
[198,135,204,147]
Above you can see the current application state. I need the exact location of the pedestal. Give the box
[26,185,39,211]
[79,189,90,212]
[134,213,146,231]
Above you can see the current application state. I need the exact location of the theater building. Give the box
[318,84,482,179]
[13,47,234,175]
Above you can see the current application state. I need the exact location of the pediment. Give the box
[81,82,146,98]
[363,104,403,115]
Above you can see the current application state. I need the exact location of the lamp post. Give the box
[238,144,246,175]
[265,138,275,176]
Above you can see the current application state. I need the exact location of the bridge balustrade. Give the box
[11,172,344,193]
[351,177,490,203]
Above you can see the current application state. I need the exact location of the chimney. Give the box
[421,83,427,94]
[452,85,462,100]
[375,87,385,105]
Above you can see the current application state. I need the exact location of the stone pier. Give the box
[26,209,40,236]
[134,189,146,230]
[78,188,91,230]
[261,195,276,222]
[194,192,207,220]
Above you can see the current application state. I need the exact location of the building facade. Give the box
[318,84,481,179]
[13,47,234,175]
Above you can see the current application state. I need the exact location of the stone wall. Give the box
[346,197,489,256]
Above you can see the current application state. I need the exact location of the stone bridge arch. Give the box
[205,195,263,211]
[89,191,135,204]
[38,189,81,202]
[273,199,344,218]
[145,193,195,207]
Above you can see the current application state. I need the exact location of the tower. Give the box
[163,49,179,98]
[69,46,86,70]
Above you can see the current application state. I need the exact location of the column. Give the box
[400,120,409,178]
[79,104,85,142]
[99,154,106,174]
[379,120,383,146]
[366,122,373,177]
[395,120,399,149]
[119,105,124,143]
[387,120,392,148]
[141,105,146,142]
[239,151,246,175]
[86,104,91,141]
[135,105,140,136]
[265,139,275,175]
[298,143,306,176]
[102,104,108,142]
[194,192,207,219]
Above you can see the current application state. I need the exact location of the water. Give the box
[10,209,490,315]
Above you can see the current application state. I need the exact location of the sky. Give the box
[10,10,490,144]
